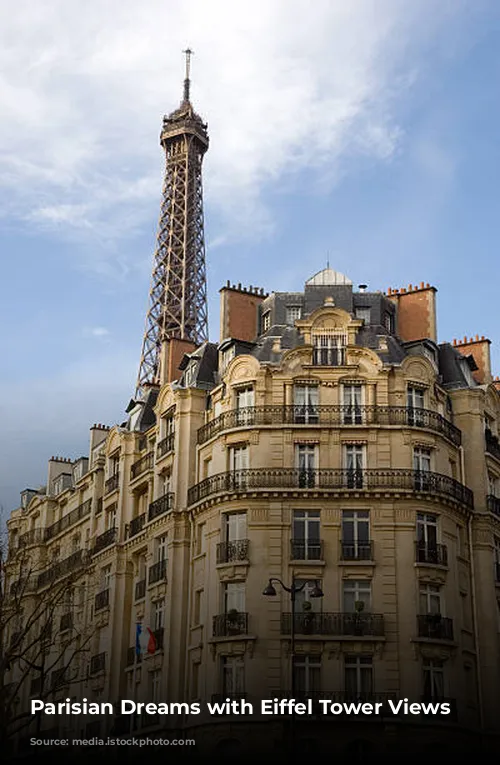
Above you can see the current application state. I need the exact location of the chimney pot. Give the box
[420,281,424,289]
[426,283,430,288]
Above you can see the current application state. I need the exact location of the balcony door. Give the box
[344,444,365,488]
[413,447,432,490]
[292,510,320,559]
[235,387,254,426]
[230,445,249,488]
[407,386,425,426]
[295,444,317,488]
[294,384,319,424]
[343,384,363,425]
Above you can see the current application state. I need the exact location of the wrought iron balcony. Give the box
[216,539,249,564]
[37,549,90,589]
[135,579,146,601]
[157,433,175,458]
[415,542,448,566]
[485,429,500,460]
[60,612,73,631]
[105,473,120,495]
[148,558,167,585]
[17,528,44,549]
[417,614,454,640]
[131,452,154,480]
[487,494,500,517]
[95,588,110,612]
[45,499,92,541]
[197,405,462,445]
[188,469,473,508]
[92,527,117,556]
[148,492,174,522]
[281,612,384,637]
[89,652,106,675]
[128,513,146,538]
[213,612,249,637]
[341,541,373,561]
[290,539,324,561]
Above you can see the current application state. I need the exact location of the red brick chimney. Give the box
[452,335,492,384]
[219,281,268,343]
[160,337,197,384]
[386,282,437,343]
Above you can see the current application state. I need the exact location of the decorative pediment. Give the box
[225,355,260,386]
[401,356,436,384]
[156,384,176,415]
[106,427,122,455]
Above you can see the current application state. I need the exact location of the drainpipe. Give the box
[461,444,484,730]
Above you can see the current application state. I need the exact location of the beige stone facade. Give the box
[5,272,500,756]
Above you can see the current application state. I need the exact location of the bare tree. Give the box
[0,528,98,750]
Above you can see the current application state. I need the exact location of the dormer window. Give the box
[219,344,235,375]
[355,307,371,324]
[286,306,302,325]
[262,311,271,332]
[184,361,197,387]
[312,330,347,366]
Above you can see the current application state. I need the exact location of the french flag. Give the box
[135,623,156,656]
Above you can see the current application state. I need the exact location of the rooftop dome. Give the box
[306,268,352,286]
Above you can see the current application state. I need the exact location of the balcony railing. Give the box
[281,612,385,637]
[17,528,44,550]
[188,469,473,509]
[290,539,324,561]
[417,614,454,641]
[45,499,92,541]
[157,433,175,458]
[89,652,106,675]
[37,549,90,589]
[148,559,167,585]
[92,527,117,556]
[485,429,500,460]
[131,452,154,480]
[95,588,110,612]
[128,513,146,539]
[135,579,146,601]
[415,542,448,566]
[197,405,461,445]
[105,473,120,495]
[213,612,249,637]
[216,539,249,564]
[148,493,174,522]
[60,612,73,631]
[341,541,373,561]
[487,494,500,517]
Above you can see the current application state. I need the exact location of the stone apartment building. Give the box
[5,267,500,756]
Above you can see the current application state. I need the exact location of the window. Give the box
[262,311,271,332]
[355,307,371,324]
[155,534,168,562]
[344,444,365,488]
[150,669,162,703]
[152,600,165,630]
[101,565,111,590]
[342,384,364,424]
[407,386,425,426]
[184,361,197,387]
[293,384,319,424]
[456,524,466,557]
[235,387,254,425]
[416,512,438,558]
[220,345,235,374]
[413,447,432,490]
[71,533,80,553]
[345,655,373,698]
[343,581,372,613]
[293,655,321,694]
[294,580,323,612]
[494,537,500,582]
[223,582,245,613]
[312,330,347,366]
[419,583,441,615]
[384,313,394,333]
[221,656,245,695]
[224,512,247,542]
[342,510,370,560]
[286,305,302,325]
[292,510,321,559]
[109,453,120,476]
[105,504,116,530]
[196,523,206,555]
[489,474,499,498]
[229,445,249,488]
[423,660,444,700]
[295,444,317,487]
[193,590,203,625]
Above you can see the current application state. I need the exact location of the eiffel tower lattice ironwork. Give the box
[136,49,209,397]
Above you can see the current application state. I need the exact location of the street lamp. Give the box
[263,576,323,696]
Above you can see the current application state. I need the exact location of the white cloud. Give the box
[0,0,462,261]
[83,326,110,338]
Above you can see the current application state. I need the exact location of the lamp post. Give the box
[262,576,324,698]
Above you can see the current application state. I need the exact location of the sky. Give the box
[1,0,500,514]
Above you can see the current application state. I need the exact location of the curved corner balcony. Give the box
[187,468,473,510]
[197,405,461,446]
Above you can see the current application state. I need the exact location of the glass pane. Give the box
[342,519,354,542]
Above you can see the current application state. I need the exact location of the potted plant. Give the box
[227,608,241,634]
[353,600,365,635]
